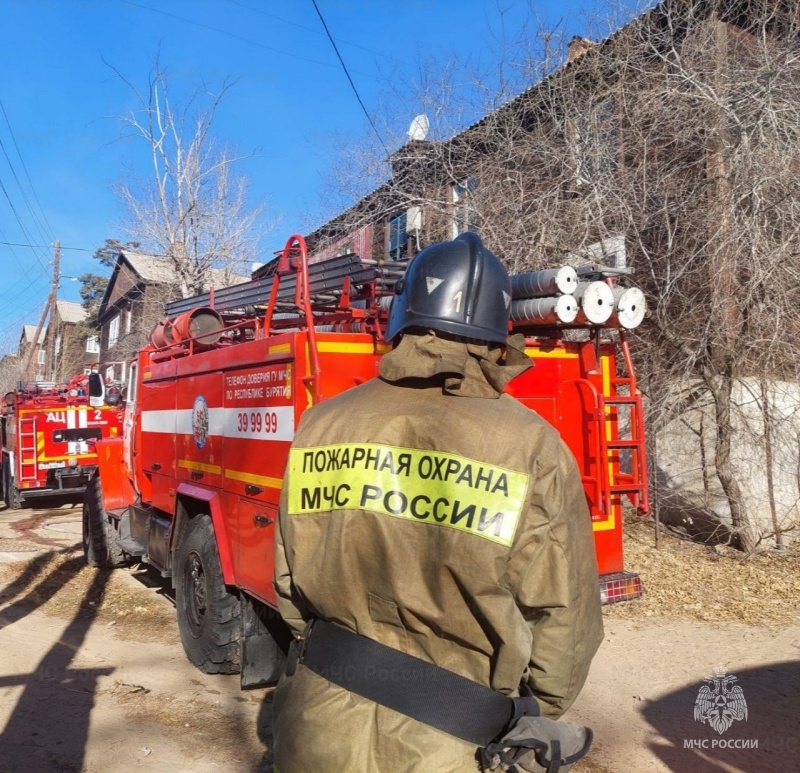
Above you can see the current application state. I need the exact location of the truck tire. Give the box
[82,477,126,568]
[3,463,22,510]
[175,514,241,675]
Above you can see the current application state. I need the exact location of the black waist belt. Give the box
[291,619,538,747]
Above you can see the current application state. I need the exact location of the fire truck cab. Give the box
[88,234,649,687]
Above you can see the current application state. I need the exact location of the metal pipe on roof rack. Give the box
[366,265,409,273]
[361,258,410,267]
[510,295,578,325]
[314,322,367,333]
[308,295,338,304]
[573,281,615,325]
[609,287,646,330]
[510,266,578,299]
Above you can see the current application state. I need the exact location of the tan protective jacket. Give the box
[273,333,603,772]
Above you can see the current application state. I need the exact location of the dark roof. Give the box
[98,251,249,320]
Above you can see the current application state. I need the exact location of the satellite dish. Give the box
[408,114,430,141]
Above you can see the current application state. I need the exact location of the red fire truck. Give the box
[86,234,649,686]
[1,373,123,509]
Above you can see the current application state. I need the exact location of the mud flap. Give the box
[240,595,292,688]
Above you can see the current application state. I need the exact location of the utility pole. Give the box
[25,241,60,382]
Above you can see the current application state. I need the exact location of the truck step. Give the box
[116,536,145,556]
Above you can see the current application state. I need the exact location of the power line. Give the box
[0,228,58,323]
[0,223,34,272]
[119,0,375,78]
[310,0,390,156]
[0,174,50,274]
[0,95,57,243]
[0,282,48,309]
[0,96,57,268]
[228,0,411,67]
[0,240,93,252]
[0,301,52,348]
[1,304,47,331]
[0,290,49,314]
[0,136,54,248]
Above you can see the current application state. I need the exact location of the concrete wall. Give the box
[654,378,800,548]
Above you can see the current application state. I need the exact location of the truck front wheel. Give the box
[82,477,126,568]
[3,463,22,510]
[175,514,241,674]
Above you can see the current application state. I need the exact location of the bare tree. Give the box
[317,0,800,550]
[0,353,24,395]
[109,61,266,297]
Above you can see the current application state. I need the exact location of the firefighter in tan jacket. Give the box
[273,232,603,772]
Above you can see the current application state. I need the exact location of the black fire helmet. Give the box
[385,232,511,344]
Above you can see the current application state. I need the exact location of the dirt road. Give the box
[0,503,797,773]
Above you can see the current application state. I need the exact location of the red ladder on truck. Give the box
[18,416,38,481]
[597,333,649,516]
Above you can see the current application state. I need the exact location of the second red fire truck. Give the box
[1,373,123,509]
[85,234,649,686]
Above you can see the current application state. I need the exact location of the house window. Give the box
[86,335,100,354]
[452,176,480,237]
[55,335,61,356]
[125,309,132,334]
[105,365,116,383]
[37,349,45,365]
[387,212,408,261]
[108,315,120,347]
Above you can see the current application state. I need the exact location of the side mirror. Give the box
[88,373,105,408]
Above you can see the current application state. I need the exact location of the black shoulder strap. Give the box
[297,620,536,747]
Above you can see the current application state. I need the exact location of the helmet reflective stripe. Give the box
[386,232,511,343]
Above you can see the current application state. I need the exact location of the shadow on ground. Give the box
[0,560,113,772]
[2,495,82,513]
[642,661,800,773]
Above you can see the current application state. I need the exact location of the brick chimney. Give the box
[568,36,596,63]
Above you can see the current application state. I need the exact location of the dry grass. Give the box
[3,517,798,640]
[605,517,800,625]
[0,550,177,643]
[105,679,272,768]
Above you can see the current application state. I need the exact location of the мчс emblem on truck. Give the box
[192,395,209,450]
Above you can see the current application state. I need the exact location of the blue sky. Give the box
[0,0,643,354]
